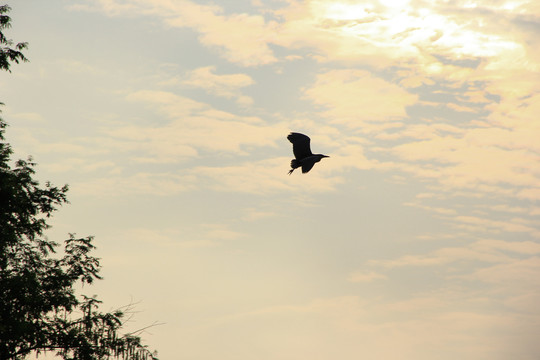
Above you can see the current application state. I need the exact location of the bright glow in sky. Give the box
[2,0,540,359]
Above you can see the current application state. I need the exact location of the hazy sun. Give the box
[316,0,521,60]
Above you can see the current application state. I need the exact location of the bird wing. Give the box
[287,132,312,160]
[302,161,316,173]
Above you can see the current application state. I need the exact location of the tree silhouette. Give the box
[0,4,158,359]
[0,5,27,72]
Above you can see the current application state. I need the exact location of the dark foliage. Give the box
[0,5,28,72]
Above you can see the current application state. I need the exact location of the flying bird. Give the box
[287,132,329,175]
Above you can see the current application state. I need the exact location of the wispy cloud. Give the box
[303,69,418,129]
[347,270,387,283]
[69,0,540,200]
[196,293,535,359]
[368,239,540,269]
[73,172,197,197]
[71,0,279,66]
[112,90,287,160]
[183,66,254,105]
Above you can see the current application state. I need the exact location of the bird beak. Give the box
[324,155,330,158]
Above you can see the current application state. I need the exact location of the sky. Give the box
[1,0,540,359]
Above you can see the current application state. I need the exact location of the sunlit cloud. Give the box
[369,238,540,269]
[69,1,540,202]
[183,66,254,105]
[467,256,540,288]
[113,90,288,160]
[453,215,540,237]
[303,69,417,129]
[386,128,540,198]
[71,0,279,66]
[347,270,387,283]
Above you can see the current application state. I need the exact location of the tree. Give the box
[0,5,158,359]
[0,5,27,72]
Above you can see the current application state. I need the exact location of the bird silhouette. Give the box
[287,132,329,175]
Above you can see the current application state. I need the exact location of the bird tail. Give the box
[289,159,299,175]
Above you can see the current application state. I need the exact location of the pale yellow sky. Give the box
[3,0,540,359]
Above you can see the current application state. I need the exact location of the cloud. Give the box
[271,0,527,71]
[193,293,537,360]
[369,238,540,269]
[183,66,254,105]
[69,1,540,201]
[453,215,540,237]
[105,228,233,258]
[54,3,540,359]
[71,0,279,66]
[48,159,117,174]
[190,157,343,195]
[72,172,196,197]
[375,123,464,141]
[347,270,386,283]
[58,59,102,74]
[474,239,540,255]
[463,257,540,307]
[114,90,288,160]
[9,112,45,123]
[241,208,277,221]
[386,128,540,199]
[71,0,537,78]
[203,223,245,240]
[303,69,417,129]
[163,2,279,66]
[65,0,540,202]
[274,0,539,205]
